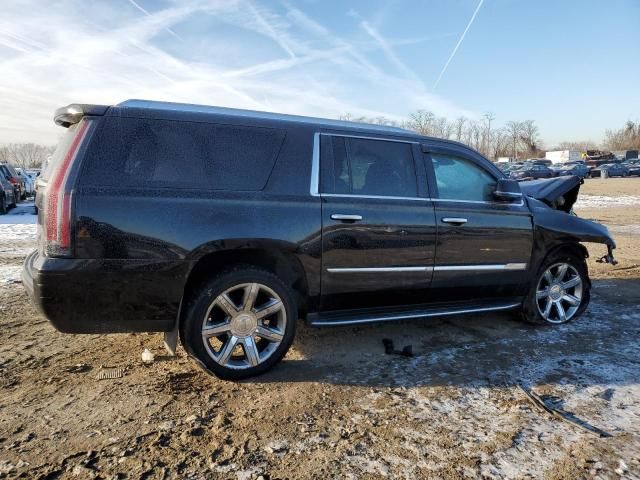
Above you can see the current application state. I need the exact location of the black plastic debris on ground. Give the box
[382,338,413,357]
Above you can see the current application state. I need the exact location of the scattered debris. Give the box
[382,338,414,357]
[96,367,125,380]
[141,348,155,365]
[518,385,613,438]
[63,363,91,374]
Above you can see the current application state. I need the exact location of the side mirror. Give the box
[494,178,523,202]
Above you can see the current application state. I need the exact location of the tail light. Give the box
[8,177,18,185]
[44,119,91,257]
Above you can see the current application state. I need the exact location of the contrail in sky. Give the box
[432,0,484,91]
[126,0,183,41]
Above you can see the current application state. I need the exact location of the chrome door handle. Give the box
[331,214,363,222]
[442,217,467,224]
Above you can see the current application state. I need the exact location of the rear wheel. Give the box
[181,266,297,380]
[0,195,6,215]
[521,251,590,325]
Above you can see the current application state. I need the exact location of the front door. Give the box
[318,134,437,311]
[424,148,534,302]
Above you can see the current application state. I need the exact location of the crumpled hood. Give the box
[519,175,582,213]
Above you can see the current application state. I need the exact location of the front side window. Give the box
[430,153,496,202]
[320,135,417,197]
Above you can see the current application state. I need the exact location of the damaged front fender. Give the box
[527,197,617,266]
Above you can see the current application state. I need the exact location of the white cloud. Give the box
[0,0,477,145]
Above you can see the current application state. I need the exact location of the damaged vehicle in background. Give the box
[23,100,617,380]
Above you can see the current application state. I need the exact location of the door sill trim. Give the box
[308,301,521,327]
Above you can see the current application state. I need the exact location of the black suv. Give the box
[23,100,616,380]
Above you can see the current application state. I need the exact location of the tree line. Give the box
[341,112,640,159]
[0,115,637,169]
[341,111,543,159]
[604,121,640,151]
[0,144,55,169]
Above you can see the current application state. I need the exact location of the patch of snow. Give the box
[0,265,23,284]
[609,225,640,235]
[0,224,37,240]
[575,194,640,209]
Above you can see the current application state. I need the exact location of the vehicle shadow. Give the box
[247,278,640,390]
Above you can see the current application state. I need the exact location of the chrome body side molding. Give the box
[326,263,528,273]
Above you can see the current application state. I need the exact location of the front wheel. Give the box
[181,266,297,380]
[521,252,590,325]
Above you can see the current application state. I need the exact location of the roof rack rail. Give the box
[54,103,109,127]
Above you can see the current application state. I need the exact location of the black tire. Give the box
[521,250,590,325]
[181,266,297,380]
[0,195,6,215]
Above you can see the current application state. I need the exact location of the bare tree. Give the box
[406,110,435,136]
[0,143,55,169]
[504,121,522,160]
[453,117,467,141]
[551,140,599,151]
[518,120,540,155]
[482,112,495,156]
[604,120,640,150]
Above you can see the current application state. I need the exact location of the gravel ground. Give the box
[1,180,640,479]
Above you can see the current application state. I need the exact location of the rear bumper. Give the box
[23,250,179,333]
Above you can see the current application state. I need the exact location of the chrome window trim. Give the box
[326,263,528,273]
[322,132,420,144]
[311,132,419,198]
[310,132,320,196]
[322,193,430,202]
[311,132,526,207]
[433,197,525,207]
[322,193,523,206]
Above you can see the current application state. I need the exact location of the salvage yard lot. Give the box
[1,179,639,479]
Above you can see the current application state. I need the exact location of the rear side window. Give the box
[320,135,417,197]
[430,153,496,201]
[81,117,285,190]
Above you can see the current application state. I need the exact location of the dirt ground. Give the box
[1,178,639,479]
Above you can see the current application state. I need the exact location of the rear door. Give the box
[424,145,533,302]
[317,133,437,311]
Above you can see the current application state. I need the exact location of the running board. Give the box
[307,300,522,327]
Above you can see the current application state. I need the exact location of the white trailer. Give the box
[545,150,582,164]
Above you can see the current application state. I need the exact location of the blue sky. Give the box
[0,0,638,146]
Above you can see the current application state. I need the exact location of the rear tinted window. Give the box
[81,117,285,190]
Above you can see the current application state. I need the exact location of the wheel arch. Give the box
[182,242,310,318]
[531,240,590,287]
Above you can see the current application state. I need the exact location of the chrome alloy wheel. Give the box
[535,262,583,324]
[201,283,286,370]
